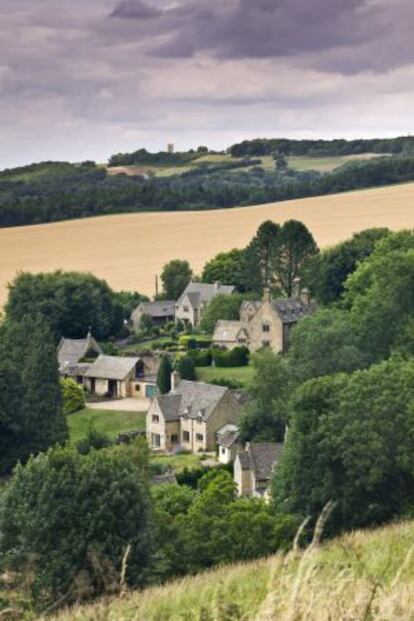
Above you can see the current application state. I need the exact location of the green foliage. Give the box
[0,445,151,608]
[274,357,414,532]
[0,317,68,474]
[240,351,292,442]
[157,355,172,394]
[305,228,390,304]
[109,148,200,167]
[213,346,249,368]
[113,290,149,320]
[161,260,193,300]
[288,308,367,382]
[244,220,281,290]
[139,313,155,335]
[61,378,85,416]
[178,335,212,349]
[202,249,247,291]
[200,293,251,333]
[276,220,319,296]
[6,271,124,340]
[176,356,196,381]
[188,349,212,367]
[75,419,112,454]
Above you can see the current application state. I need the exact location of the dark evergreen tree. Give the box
[157,355,173,394]
[0,316,68,474]
[176,356,196,381]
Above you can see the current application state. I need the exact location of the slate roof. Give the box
[132,300,175,320]
[84,355,140,381]
[156,380,229,422]
[213,320,246,343]
[237,443,284,481]
[240,298,316,324]
[177,281,235,310]
[218,428,240,449]
[57,334,102,368]
[151,472,178,486]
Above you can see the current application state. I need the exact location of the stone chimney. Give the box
[171,370,180,392]
[214,281,221,291]
[300,288,310,306]
[263,287,271,302]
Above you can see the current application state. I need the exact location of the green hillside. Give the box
[46,520,414,621]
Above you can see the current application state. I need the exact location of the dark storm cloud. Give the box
[110,0,161,19]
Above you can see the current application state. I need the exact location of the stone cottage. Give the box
[131,300,176,329]
[216,424,241,464]
[147,380,242,453]
[57,332,102,383]
[83,355,143,398]
[175,281,235,327]
[234,443,284,498]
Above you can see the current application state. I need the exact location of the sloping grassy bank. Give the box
[46,520,414,621]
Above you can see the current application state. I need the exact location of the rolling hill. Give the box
[0,182,413,306]
[44,519,414,621]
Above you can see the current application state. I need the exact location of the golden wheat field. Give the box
[1,183,414,306]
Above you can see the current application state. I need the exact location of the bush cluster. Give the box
[213,346,250,368]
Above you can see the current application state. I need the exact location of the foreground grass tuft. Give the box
[44,520,414,621]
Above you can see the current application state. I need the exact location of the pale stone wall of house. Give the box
[218,445,232,464]
[180,417,208,452]
[175,294,197,326]
[205,392,242,450]
[234,456,253,496]
[146,400,180,451]
[95,378,109,396]
[246,301,284,353]
[131,306,144,329]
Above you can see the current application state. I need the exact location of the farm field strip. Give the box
[0,182,413,305]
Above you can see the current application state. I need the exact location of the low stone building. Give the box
[83,355,143,398]
[216,424,241,464]
[57,332,102,382]
[176,281,235,327]
[131,300,176,329]
[147,380,242,453]
[212,289,316,354]
[234,443,284,498]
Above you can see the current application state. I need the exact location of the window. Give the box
[171,434,178,444]
[182,431,190,442]
[183,305,189,313]
[262,323,270,332]
[152,415,160,423]
[151,433,161,448]
[238,338,247,344]
[135,384,141,391]
[196,433,204,442]
[262,341,271,348]
[221,447,226,455]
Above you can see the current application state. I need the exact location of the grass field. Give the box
[1,182,414,305]
[47,520,414,621]
[150,452,203,472]
[67,408,146,444]
[196,365,254,387]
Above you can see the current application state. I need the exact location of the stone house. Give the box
[147,380,242,453]
[175,281,235,327]
[57,332,102,382]
[216,424,241,464]
[131,300,176,329]
[234,443,284,498]
[83,355,144,398]
[212,320,249,349]
[212,289,316,354]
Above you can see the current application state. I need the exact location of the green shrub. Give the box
[60,378,85,416]
[209,377,244,389]
[213,346,250,368]
[189,349,213,366]
[176,356,196,381]
[75,419,112,454]
[0,445,151,609]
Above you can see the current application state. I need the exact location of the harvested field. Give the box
[1,183,413,306]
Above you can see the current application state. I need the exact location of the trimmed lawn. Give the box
[195,365,254,387]
[151,453,203,472]
[68,408,146,444]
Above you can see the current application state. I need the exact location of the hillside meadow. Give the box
[45,520,414,621]
[1,182,414,305]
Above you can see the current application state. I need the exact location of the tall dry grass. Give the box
[41,520,414,621]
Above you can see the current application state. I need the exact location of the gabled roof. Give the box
[84,355,140,381]
[151,472,178,486]
[237,443,284,481]
[57,334,102,368]
[177,281,235,310]
[132,300,175,320]
[217,426,240,449]
[213,320,247,343]
[271,299,316,325]
[156,380,230,422]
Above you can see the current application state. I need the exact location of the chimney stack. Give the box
[300,288,310,306]
[214,281,221,292]
[263,287,271,302]
[171,370,180,392]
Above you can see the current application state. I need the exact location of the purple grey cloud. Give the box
[110,0,161,19]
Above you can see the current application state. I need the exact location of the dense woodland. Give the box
[2,137,414,227]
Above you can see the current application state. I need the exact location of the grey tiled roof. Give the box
[213,320,246,343]
[156,380,230,422]
[84,355,140,381]
[151,472,178,485]
[218,429,240,449]
[177,281,235,309]
[57,335,102,368]
[272,299,316,325]
[248,443,284,481]
[132,300,175,320]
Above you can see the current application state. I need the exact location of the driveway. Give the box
[87,398,151,412]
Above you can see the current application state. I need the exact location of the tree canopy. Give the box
[161,260,193,300]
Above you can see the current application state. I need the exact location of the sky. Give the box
[1,0,414,169]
